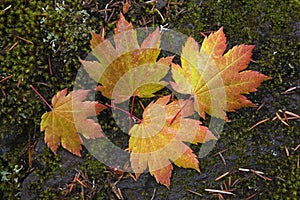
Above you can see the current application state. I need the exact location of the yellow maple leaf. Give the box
[128,96,216,188]
[40,88,106,157]
[170,27,271,119]
[80,14,171,103]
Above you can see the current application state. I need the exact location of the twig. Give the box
[35,82,50,87]
[248,118,269,130]
[284,116,299,120]
[1,5,11,13]
[246,192,257,200]
[28,141,37,169]
[0,74,13,83]
[4,5,12,11]
[280,110,300,118]
[104,1,111,22]
[222,181,227,190]
[281,86,300,94]
[218,152,226,166]
[15,36,34,44]
[48,56,53,76]
[272,109,299,126]
[30,85,53,110]
[175,8,185,17]
[275,112,289,126]
[238,168,264,174]
[150,188,156,200]
[8,42,18,51]
[256,102,265,111]
[0,86,6,98]
[154,8,165,22]
[250,169,272,181]
[283,111,289,122]
[205,189,234,195]
[17,78,22,87]
[96,8,112,13]
[228,176,231,188]
[275,176,286,182]
[231,179,240,187]
[145,0,158,4]
[138,99,145,110]
[186,189,203,196]
[291,144,300,151]
[215,171,230,181]
[111,183,124,200]
[107,8,115,23]
[273,116,299,121]
[100,25,105,38]
[218,193,225,200]
[284,146,289,157]
[213,149,228,156]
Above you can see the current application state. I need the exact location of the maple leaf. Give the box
[128,96,216,188]
[80,14,171,103]
[170,27,271,119]
[40,88,106,157]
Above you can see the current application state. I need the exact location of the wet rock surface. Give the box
[21,139,83,200]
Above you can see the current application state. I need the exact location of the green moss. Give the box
[0,0,100,138]
[0,143,26,199]
[0,0,101,198]
[36,188,58,200]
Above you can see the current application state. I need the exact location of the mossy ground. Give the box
[0,0,299,199]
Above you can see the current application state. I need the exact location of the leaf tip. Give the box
[119,12,125,19]
[90,30,104,49]
[205,130,218,142]
[114,13,133,34]
[95,102,107,114]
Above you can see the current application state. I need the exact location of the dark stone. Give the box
[21,139,83,200]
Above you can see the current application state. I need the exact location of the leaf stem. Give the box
[105,103,142,123]
[168,95,194,125]
[129,95,136,128]
[30,84,53,111]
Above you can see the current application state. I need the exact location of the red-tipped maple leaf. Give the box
[128,95,216,188]
[80,14,171,103]
[40,88,106,157]
[170,27,271,119]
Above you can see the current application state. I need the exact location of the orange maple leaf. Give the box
[170,27,271,119]
[128,95,216,188]
[40,89,106,157]
[80,14,171,103]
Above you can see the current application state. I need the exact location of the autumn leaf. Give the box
[170,27,271,119]
[111,57,173,103]
[40,88,106,157]
[128,96,216,188]
[80,14,171,103]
